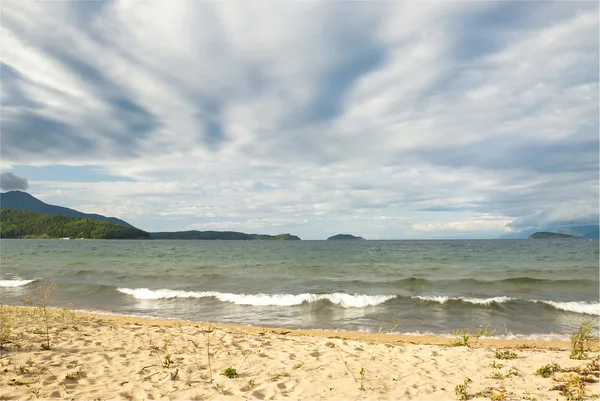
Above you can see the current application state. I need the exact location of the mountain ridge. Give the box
[0,190,134,228]
[499,225,599,239]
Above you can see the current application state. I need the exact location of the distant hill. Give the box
[150,231,301,240]
[499,225,599,239]
[0,209,150,239]
[0,191,134,228]
[327,234,365,241]
[529,232,579,239]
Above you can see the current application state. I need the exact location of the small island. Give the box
[327,234,366,241]
[529,232,579,239]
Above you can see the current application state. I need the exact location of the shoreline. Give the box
[1,305,599,400]
[7,304,576,349]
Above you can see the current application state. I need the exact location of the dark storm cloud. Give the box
[0,172,29,191]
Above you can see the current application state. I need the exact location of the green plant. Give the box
[18,365,31,374]
[535,362,561,378]
[490,361,504,369]
[454,377,472,401]
[452,324,496,347]
[494,349,517,360]
[551,373,586,401]
[452,328,471,347]
[570,320,597,360]
[162,354,175,368]
[221,366,237,379]
[292,362,304,370]
[475,324,496,339]
[522,395,537,401]
[247,379,256,388]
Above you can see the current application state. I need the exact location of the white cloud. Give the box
[2,2,598,238]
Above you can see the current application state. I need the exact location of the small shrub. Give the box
[475,324,496,339]
[221,366,237,379]
[490,361,504,369]
[495,349,517,360]
[452,329,471,347]
[535,362,561,378]
[247,379,256,388]
[452,324,495,347]
[454,377,471,401]
[570,320,597,360]
[162,354,175,368]
[489,372,504,380]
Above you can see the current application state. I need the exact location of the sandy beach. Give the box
[1,305,598,401]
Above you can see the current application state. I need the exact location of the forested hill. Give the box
[0,191,134,228]
[150,231,301,240]
[0,209,151,239]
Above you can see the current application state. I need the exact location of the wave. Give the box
[0,279,37,287]
[116,287,600,315]
[413,295,514,305]
[535,300,600,316]
[116,288,395,308]
[414,295,599,316]
[392,277,593,285]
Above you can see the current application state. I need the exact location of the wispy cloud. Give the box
[1,1,597,238]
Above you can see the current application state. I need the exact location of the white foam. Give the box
[413,295,514,305]
[536,300,600,316]
[0,279,36,287]
[116,288,395,308]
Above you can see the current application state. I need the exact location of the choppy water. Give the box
[1,239,598,339]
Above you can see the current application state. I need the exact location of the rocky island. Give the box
[327,234,366,241]
[529,232,579,239]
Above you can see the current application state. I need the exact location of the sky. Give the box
[1,1,598,239]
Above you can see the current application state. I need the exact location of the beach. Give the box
[1,306,598,401]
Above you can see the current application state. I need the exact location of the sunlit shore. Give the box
[1,305,598,401]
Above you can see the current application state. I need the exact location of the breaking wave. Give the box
[116,288,395,308]
[0,279,37,287]
[117,287,600,315]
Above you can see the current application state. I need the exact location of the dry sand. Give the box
[1,305,598,400]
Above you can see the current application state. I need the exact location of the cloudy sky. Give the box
[1,1,598,239]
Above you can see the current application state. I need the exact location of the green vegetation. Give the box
[454,377,472,401]
[452,324,496,347]
[535,362,562,378]
[150,230,300,240]
[570,320,597,360]
[221,366,238,378]
[495,349,518,360]
[0,209,151,239]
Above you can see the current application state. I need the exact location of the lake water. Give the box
[1,239,598,339]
